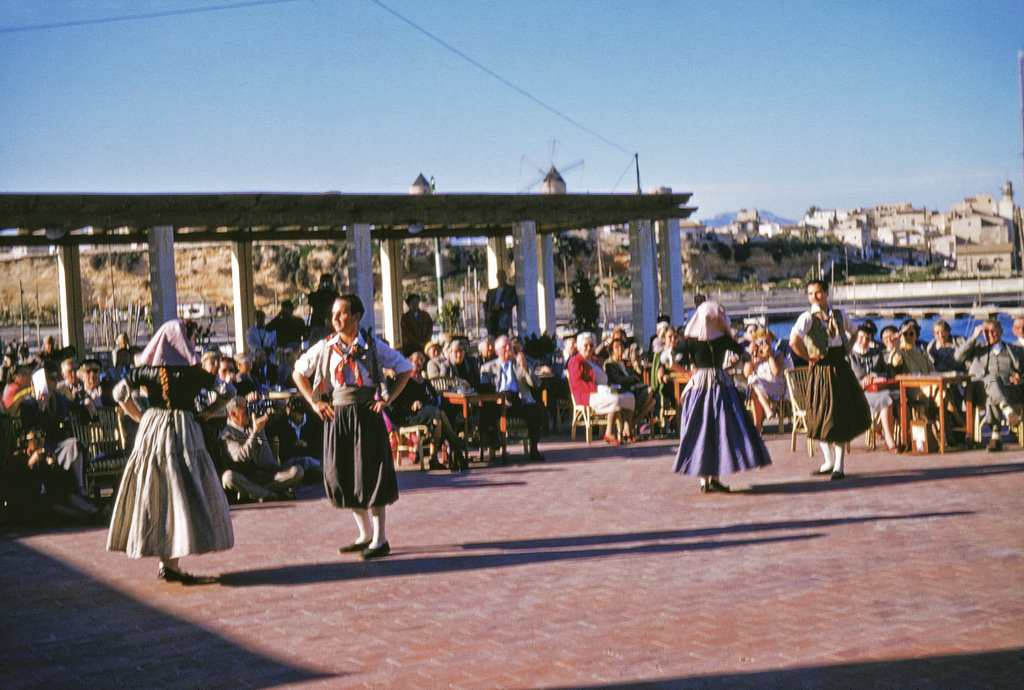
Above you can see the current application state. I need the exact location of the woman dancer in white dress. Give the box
[107,319,235,584]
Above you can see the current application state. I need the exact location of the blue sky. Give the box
[1,0,1022,221]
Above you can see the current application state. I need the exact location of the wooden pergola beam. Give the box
[0,192,695,246]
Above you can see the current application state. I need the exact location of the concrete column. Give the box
[379,237,404,348]
[486,236,511,288]
[230,240,255,355]
[147,225,178,330]
[628,219,658,348]
[656,217,685,327]
[537,233,557,335]
[346,223,375,334]
[513,221,541,338]
[56,244,85,357]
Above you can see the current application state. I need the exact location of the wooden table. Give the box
[442,391,507,461]
[897,373,972,454]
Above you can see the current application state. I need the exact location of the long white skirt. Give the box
[107,408,234,560]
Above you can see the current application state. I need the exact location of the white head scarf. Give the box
[683,299,730,341]
[135,319,199,367]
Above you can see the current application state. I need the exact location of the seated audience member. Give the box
[887,319,932,375]
[9,428,100,521]
[219,397,302,502]
[266,300,306,351]
[476,336,495,367]
[849,324,898,453]
[3,365,34,413]
[427,338,475,386]
[651,325,682,412]
[743,328,790,433]
[424,340,444,372]
[955,318,1023,452]
[250,347,278,390]
[78,359,111,408]
[880,325,899,357]
[275,346,298,390]
[926,319,964,372]
[267,394,323,482]
[1013,316,1024,349]
[568,332,636,444]
[604,336,657,424]
[233,353,260,399]
[38,335,61,365]
[480,335,545,462]
[200,350,220,375]
[387,351,467,471]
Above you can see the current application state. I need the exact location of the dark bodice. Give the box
[126,366,219,411]
[680,335,743,369]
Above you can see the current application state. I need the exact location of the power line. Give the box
[371,0,635,158]
[0,0,306,34]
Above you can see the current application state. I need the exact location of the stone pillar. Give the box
[148,225,178,330]
[379,237,404,348]
[486,236,511,288]
[346,223,375,334]
[629,219,658,348]
[56,244,85,357]
[656,217,685,327]
[537,233,557,334]
[513,221,541,338]
[231,240,255,355]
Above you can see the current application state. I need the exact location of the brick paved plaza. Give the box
[2,431,1024,688]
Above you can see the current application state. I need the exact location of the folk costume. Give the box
[294,328,412,510]
[107,320,235,574]
[671,301,772,491]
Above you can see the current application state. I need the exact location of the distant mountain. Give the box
[701,210,796,228]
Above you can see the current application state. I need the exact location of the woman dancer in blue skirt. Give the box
[668,297,772,492]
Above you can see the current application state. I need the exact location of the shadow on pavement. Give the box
[458,511,970,551]
[0,539,332,688]
[569,648,1024,689]
[748,461,1024,494]
[219,533,820,587]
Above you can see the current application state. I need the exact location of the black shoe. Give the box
[529,450,546,463]
[811,467,833,476]
[360,542,391,560]
[987,438,1003,452]
[707,478,730,493]
[339,540,372,554]
[830,471,845,481]
[158,565,214,585]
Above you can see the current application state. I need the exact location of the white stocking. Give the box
[831,443,845,474]
[818,442,834,473]
[351,509,372,543]
[369,506,387,548]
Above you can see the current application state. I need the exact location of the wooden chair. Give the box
[70,407,129,499]
[569,386,611,444]
[784,367,814,457]
[394,425,431,471]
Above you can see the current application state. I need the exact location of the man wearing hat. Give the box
[400,293,434,357]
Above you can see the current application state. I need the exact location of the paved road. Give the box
[2,431,1023,688]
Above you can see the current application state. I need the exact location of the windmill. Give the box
[518,140,583,193]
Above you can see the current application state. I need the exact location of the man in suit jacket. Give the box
[399,294,434,357]
[219,397,303,502]
[955,318,1023,451]
[484,269,517,337]
[479,335,544,462]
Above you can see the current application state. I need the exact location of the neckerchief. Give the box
[329,332,365,388]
